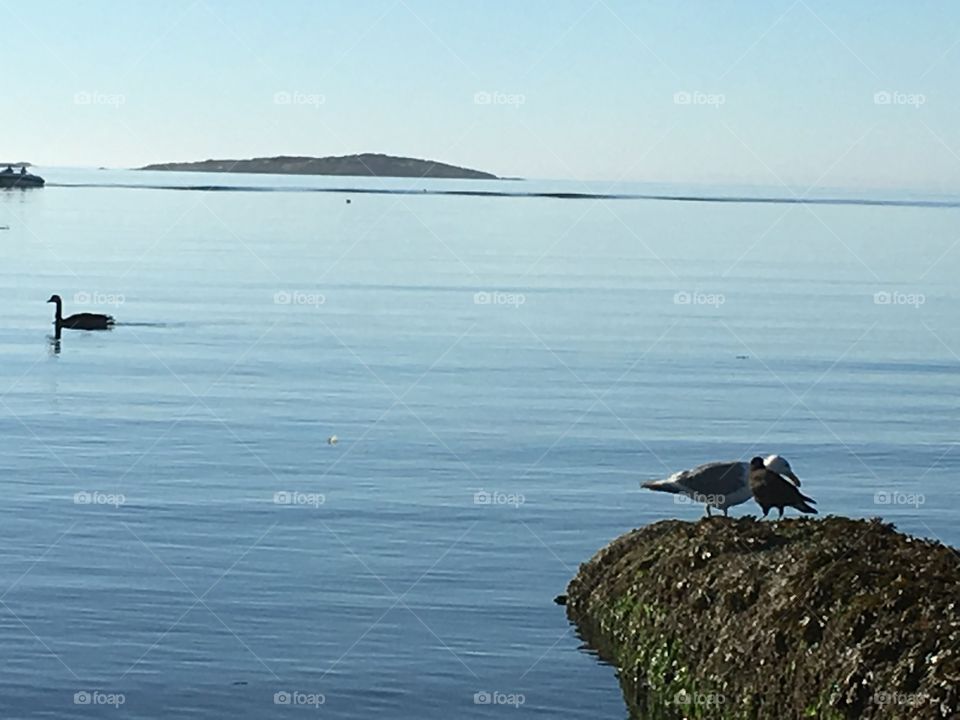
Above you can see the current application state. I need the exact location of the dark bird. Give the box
[748,456,817,519]
[47,294,115,331]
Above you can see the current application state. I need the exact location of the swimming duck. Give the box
[642,454,800,517]
[748,456,817,519]
[47,294,115,331]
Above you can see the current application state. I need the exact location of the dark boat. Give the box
[0,166,44,188]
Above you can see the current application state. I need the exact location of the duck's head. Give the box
[763,454,800,485]
[46,294,61,304]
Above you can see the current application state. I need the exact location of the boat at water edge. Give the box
[0,166,44,188]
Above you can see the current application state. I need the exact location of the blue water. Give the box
[1,168,958,718]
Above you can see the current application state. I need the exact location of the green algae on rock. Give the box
[563,516,959,719]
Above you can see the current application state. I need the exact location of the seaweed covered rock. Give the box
[564,517,959,719]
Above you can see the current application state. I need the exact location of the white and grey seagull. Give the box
[642,455,800,517]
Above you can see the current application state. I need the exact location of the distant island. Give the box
[138,153,498,180]
[0,162,31,167]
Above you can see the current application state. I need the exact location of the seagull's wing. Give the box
[673,461,748,496]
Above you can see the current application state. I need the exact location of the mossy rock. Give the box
[564,516,959,719]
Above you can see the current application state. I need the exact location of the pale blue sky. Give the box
[2,0,959,190]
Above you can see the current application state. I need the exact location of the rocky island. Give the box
[138,153,498,180]
[561,517,958,719]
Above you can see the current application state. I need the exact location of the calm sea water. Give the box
[1,168,958,718]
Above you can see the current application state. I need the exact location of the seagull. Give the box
[748,456,817,519]
[327,435,338,446]
[642,454,800,517]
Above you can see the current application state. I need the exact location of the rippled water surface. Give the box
[1,168,958,718]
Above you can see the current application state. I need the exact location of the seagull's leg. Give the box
[705,505,712,518]
[778,507,784,520]
[723,507,729,518]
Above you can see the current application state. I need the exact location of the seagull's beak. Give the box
[783,470,801,486]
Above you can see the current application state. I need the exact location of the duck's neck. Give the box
[52,299,63,324]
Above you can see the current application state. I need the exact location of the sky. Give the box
[2,0,960,191]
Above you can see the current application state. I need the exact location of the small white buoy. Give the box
[327,435,338,446]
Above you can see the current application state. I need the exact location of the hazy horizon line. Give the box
[24,161,960,198]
